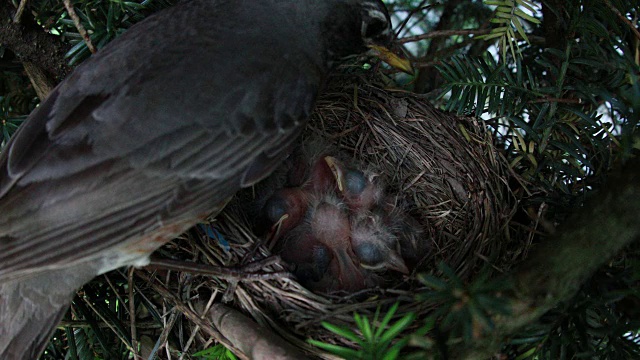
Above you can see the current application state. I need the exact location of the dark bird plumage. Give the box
[0,0,408,358]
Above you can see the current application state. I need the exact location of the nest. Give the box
[145,74,520,357]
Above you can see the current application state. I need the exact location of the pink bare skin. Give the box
[309,197,366,291]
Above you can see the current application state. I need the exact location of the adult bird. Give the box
[0,0,411,358]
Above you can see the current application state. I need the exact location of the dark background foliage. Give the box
[1,0,638,358]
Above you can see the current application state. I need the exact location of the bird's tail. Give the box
[0,270,90,360]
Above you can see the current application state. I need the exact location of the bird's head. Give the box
[350,213,410,274]
[322,0,413,74]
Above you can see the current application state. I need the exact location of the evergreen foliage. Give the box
[0,0,638,359]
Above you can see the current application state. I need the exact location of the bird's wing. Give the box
[0,2,321,280]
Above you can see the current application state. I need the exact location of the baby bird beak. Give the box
[324,156,346,192]
[262,188,309,244]
[324,156,383,211]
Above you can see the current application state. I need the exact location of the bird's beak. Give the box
[368,44,414,75]
[268,213,289,242]
[335,249,366,290]
[386,250,410,274]
[324,156,346,192]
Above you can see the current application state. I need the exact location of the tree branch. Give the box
[603,0,640,42]
[400,29,491,43]
[135,271,249,359]
[62,0,96,54]
[400,29,546,46]
[22,61,54,100]
[206,303,311,360]
[454,155,640,359]
[413,0,463,93]
[0,1,71,82]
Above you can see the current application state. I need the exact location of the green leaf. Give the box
[379,313,416,344]
[321,322,361,344]
[514,8,540,24]
[355,313,373,342]
[308,340,361,358]
[376,302,399,339]
[417,273,448,290]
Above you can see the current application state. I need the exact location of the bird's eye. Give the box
[361,5,390,41]
[364,18,388,39]
[345,169,367,195]
[355,242,384,266]
[264,195,287,223]
[312,245,332,274]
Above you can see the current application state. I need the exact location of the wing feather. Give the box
[0,0,322,281]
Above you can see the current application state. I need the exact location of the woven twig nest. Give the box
[150,75,518,357]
